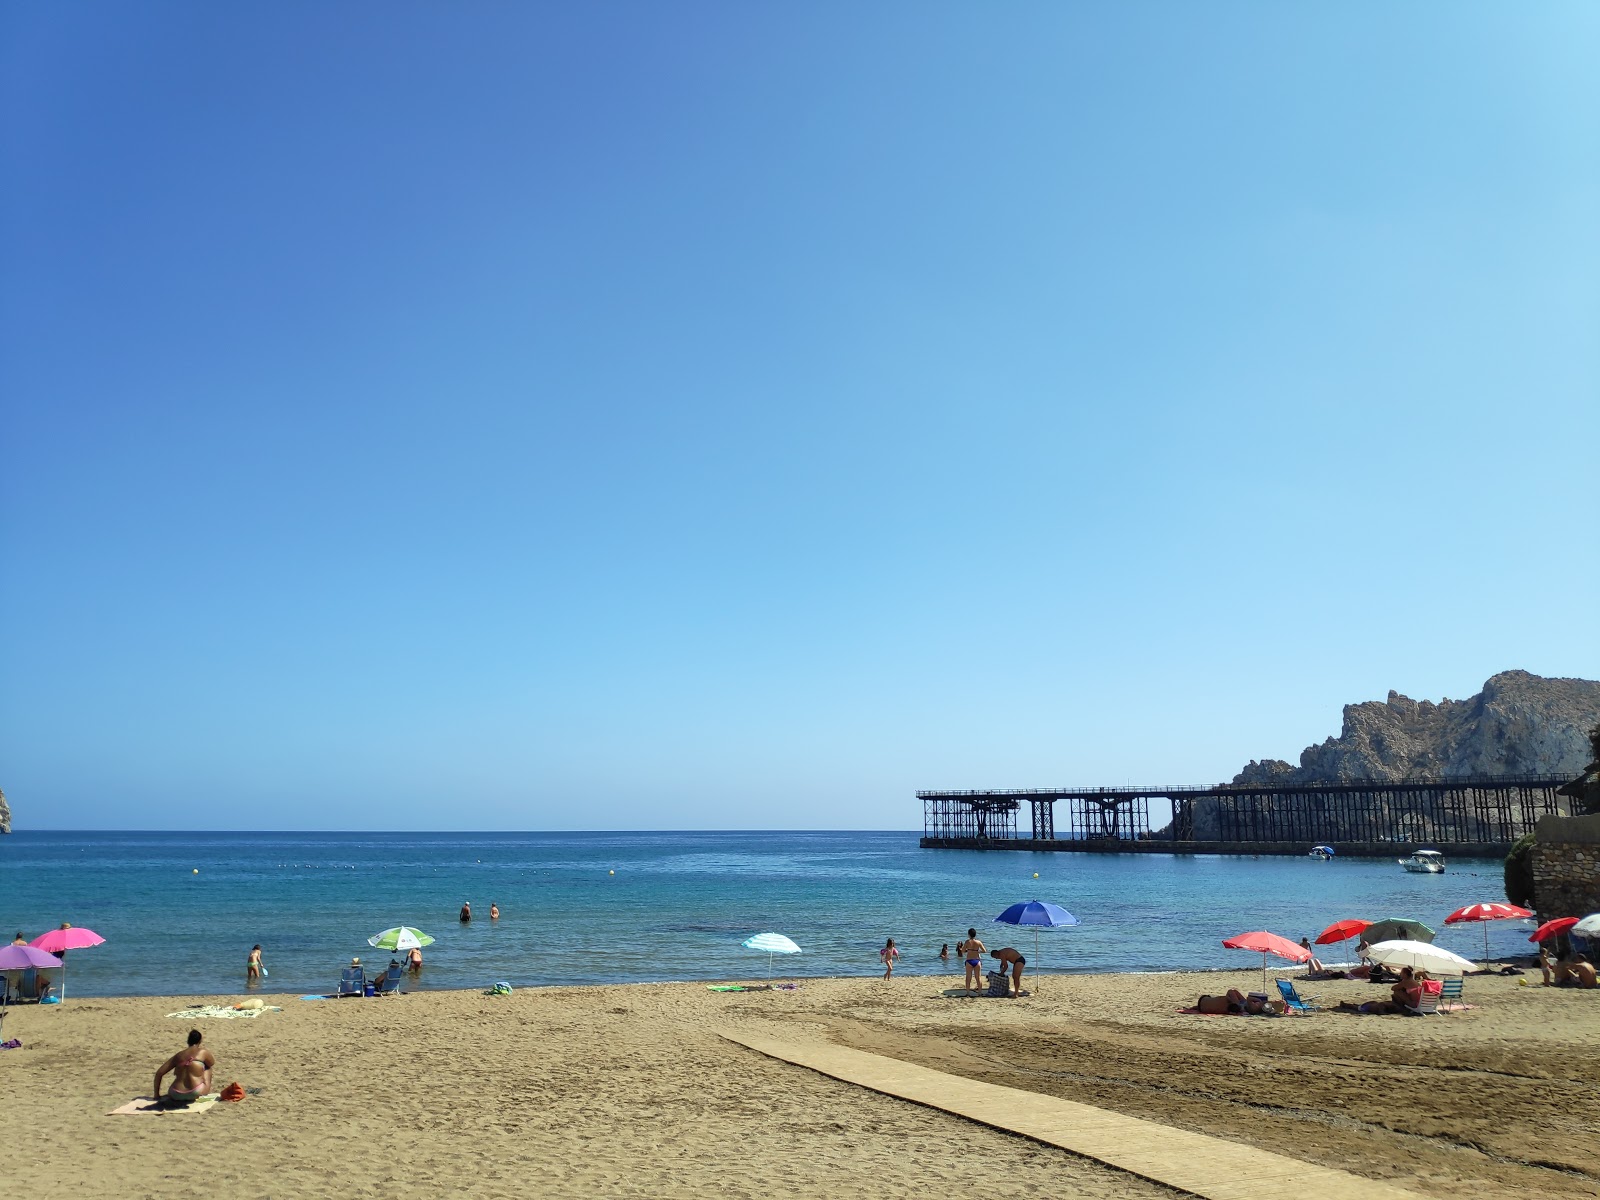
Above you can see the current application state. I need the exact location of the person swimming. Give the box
[154,1029,214,1107]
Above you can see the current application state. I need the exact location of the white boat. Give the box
[1309,844,1335,860]
[1400,849,1445,874]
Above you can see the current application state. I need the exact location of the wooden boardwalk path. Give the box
[721,1030,1422,1200]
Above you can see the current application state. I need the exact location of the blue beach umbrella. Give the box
[993,901,1080,994]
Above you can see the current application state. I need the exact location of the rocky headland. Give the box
[1231,670,1599,786]
[0,787,9,835]
[1171,671,1599,842]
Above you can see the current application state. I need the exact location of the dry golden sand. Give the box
[1,968,1595,1199]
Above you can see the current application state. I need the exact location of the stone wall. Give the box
[1532,813,1600,918]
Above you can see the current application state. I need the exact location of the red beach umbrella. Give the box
[29,925,106,1003]
[1529,917,1579,944]
[1315,919,1371,945]
[1443,903,1533,960]
[1222,931,1311,991]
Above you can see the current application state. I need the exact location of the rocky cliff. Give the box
[1167,671,1600,842]
[1231,671,1599,786]
[0,788,9,835]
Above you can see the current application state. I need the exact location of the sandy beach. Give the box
[2,968,1595,1199]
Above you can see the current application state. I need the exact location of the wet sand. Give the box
[1,968,1594,1199]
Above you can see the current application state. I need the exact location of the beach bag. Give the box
[485,982,512,996]
[220,1082,246,1102]
[986,971,1010,997]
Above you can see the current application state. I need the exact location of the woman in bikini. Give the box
[960,928,987,995]
[880,938,900,981]
[154,1029,215,1107]
[246,945,262,983]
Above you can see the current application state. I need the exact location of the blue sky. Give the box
[3,5,1596,831]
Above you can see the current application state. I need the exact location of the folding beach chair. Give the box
[337,967,366,998]
[1438,977,1465,1011]
[373,970,402,996]
[1275,978,1318,1014]
[1405,984,1441,1016]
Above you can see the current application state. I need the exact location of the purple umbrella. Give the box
[0,944,62,971]
[0,943,64,1002]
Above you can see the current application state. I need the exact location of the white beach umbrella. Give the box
[1571,913,1600,939]
[741,932,800,979]
[1366,939,1476,976]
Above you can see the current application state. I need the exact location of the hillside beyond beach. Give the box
[2,969,1593,1199]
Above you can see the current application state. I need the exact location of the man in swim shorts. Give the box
[959,928,986,995]
[990,946,1026,996]
[154,1029,214,1107]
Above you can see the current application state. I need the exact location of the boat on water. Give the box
[1400,849,1446,874]
[1309,844,1335,860]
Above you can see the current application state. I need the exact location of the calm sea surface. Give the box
[0,830,1533,998]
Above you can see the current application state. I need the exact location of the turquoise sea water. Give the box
[0,830,1536,998]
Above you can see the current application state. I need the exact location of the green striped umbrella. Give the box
[367,927,436,952]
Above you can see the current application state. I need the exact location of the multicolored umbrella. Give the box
[994,900,1080,994]
[741,932,800,978]
[1222,930,1310,991]
[1529,917,1579,944]
[1444,902,1533,959]
[367,927,436,952]
[1315,919,1371,945]
[29,926,105,1003]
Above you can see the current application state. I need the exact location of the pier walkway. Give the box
[722,1030,1420,1200]
[919,772,1573,854]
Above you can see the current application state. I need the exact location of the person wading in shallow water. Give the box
[459,902,471,923]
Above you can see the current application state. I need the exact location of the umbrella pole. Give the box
[1262,952,1268,994]
[1483,923,1490,962]
[1033,928,1040,996]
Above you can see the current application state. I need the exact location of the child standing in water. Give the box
[880,937,900,981]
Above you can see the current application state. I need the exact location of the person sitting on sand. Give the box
[990,947,1026,997]
[880,938,900,981]
[246,944,262,983]
[154,1029,214,1107]
[1298,937,1325,973]
[959,928,987,995]
[1546,952,1597,988]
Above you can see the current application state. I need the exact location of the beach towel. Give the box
[166,1004,282,1019]
[109,1094,220,1116]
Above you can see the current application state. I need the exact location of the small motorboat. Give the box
[1309,844,1335,860]
[1400,849,1446,874]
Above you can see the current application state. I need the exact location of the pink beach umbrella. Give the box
[1222,930,1311,992]
[30,926,105,1003]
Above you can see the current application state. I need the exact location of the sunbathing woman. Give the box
[1194,988,1248,1014]
[154,1029,214,1107]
